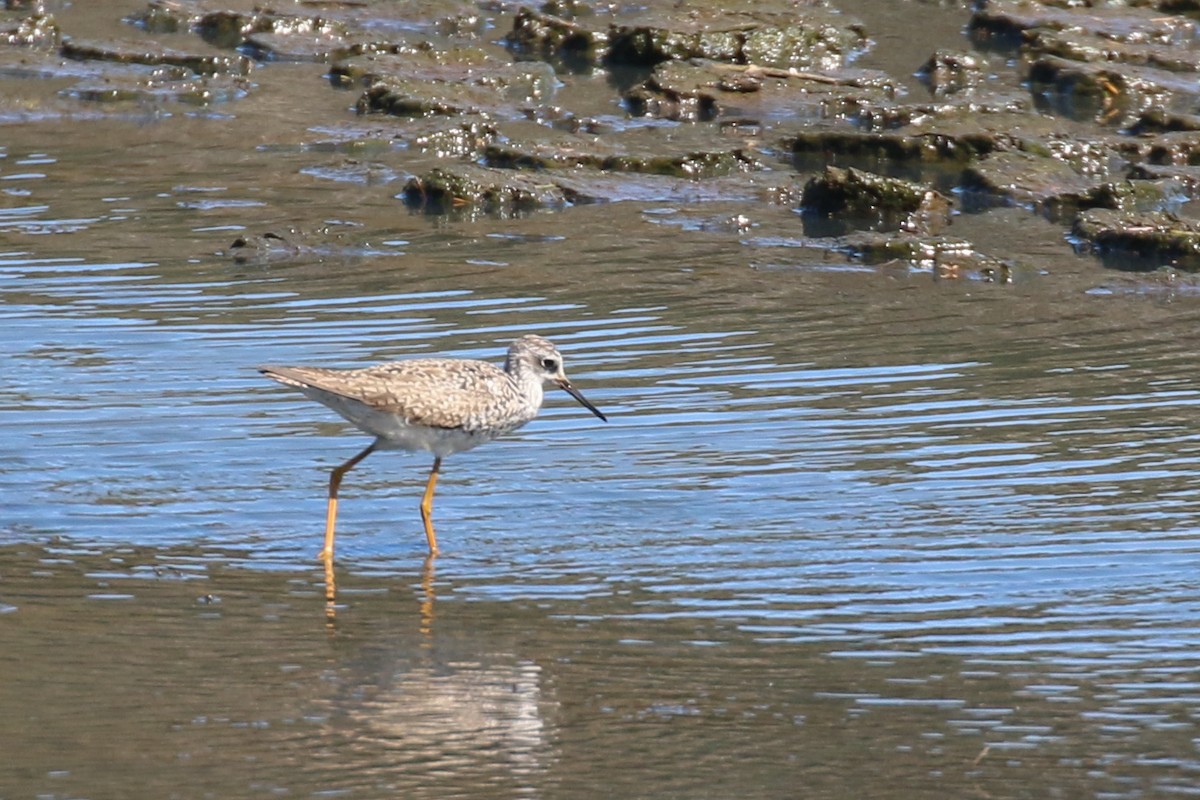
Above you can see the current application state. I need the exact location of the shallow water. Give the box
[6,2,1200,798]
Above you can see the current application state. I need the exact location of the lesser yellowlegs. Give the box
[260,334,607,560]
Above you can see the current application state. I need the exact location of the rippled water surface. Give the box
[7,2,1200,798]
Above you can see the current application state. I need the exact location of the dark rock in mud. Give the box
[356,81,465,117]
[970,0,1197,49]
[1023,28,1200,74]
[60,37,253,76]
[824,231,1013,281]
[129,0,484,41]
[550,169,803,205]
[402,119,501,159]
[346,49,557,119]
[68,68,249,105]
[1072,208,1200,268]
[783,127,1000,167]
[482,129,762,178]
[300,118,500,162]
[241,30,355,62]
[130,4,350,50]
[401,161,806,213]
[343,46,556,119]
[1028,55,1192,126]
[195,10,350,52]
[1103,177,1189,208]
[624,58,895,123]
[1139,132,1200,166]
[125,0,195,34]
[507,4,866,71]
[356,79,521,119]
[1160,0,1200,13]
[221,226,373,264]
[606,20,741,67]
[850,91,1032,131]
[330,46,498,87]
[1127,162,1200,196]
[801,166,952,234]
[402,165,571,214]
[1003,9,1200,127]
[1,12,57,47]
[1029,135,1127,175]
[963,151,1181,219]
[0,42,249,107]
[787,107,1134,180]
[131,2,482,56]
[225,231,303,264]
[506,8,608,70]
[916,50,988,96]
[1129,108,1200,134]
[962,150,1102,210]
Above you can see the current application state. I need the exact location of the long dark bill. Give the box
[557,379,607,422]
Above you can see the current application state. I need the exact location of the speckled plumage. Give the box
[259,334,607,559]
[260,358,536,455]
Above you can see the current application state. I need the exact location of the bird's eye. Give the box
[541,357,559,371]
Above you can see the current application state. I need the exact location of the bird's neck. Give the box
[507,363,546,411]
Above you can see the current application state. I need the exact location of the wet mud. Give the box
[7,0,1200,270]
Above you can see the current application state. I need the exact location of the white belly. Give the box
[372,418,502,458]
[293,381,534,458]
[318,396,520,458]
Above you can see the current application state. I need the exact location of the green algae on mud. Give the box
[507,3,866,71]
[801,166,951,234]
[1072,209,1200,270]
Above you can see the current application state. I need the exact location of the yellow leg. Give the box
[322,440,377,562]
[419,555,436,635]
[420,457,442,556]
[323,555,337,622]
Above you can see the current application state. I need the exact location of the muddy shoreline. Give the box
[6,0,1200,273]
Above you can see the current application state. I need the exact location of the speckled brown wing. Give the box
[259,359,528,434]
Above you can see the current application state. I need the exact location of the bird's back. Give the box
[260,358,538,454]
